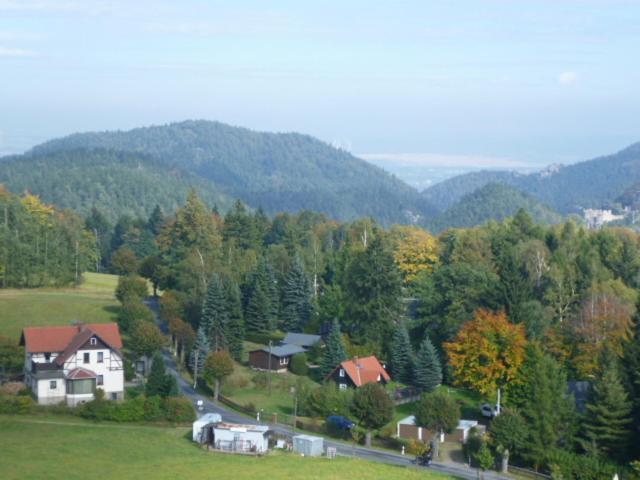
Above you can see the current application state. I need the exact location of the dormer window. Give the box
[90,337,97,346]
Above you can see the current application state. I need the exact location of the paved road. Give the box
[149,297,508,480]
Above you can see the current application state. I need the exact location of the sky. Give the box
[1,0,639,169]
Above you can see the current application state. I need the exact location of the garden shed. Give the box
[192,413,222,442]
[292,434,324,457]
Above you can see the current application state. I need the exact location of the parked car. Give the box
[480,403,499,418]
[326,415,354,430]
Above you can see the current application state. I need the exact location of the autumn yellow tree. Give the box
[444,309,526,396]
[392,225,439,283]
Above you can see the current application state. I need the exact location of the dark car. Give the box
[326,415,355,430]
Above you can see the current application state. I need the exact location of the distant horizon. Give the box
[1,1,638,170]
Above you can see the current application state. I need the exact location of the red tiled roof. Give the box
[20,323,123,353]
[66,367,97,380]
[329,356,391,387]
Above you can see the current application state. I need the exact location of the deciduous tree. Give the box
[414,390,460,460]
[351,382,394,447]
[204,350,234,400]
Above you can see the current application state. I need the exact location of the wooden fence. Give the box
[508,465,552,479]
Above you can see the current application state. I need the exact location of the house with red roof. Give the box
[326,356,390,390]
[20,323,124,406]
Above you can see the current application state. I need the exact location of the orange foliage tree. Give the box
[444,309,526,397]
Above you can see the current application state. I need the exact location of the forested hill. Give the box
[27,120,436,225]
[423,142,640,214]
[0,148,234,221]
[426,183,562,232]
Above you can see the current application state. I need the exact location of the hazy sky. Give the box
[1,0,639,168]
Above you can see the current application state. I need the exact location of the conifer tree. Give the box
[190,325,210,388]
[145,352,168,397]
[282,255,313,332]
[201,273,228,351]
[413,334,442,392]
[583,353,633,460]
[321,319,347,377]
[224,276,245,361]
[389,322,413,384]
[244,257,278,334]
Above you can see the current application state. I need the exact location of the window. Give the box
[90,337,97,346]
[97,352,104,363]
[111,392,118,401]
[50,380,57,390]
[44,353,51,362]
[339,383,347,390]
[83,352,90,364]
[97,375,104,386]
[339,368,345,378]
[279,357,288,365]
[67,379,95,395]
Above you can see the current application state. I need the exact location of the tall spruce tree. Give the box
[583,353,633,460]
[244,257,278,334]
[389,322,413,384]
[282,255,313,332]
[190,325,210,388]
[413,334,442,392]
[520,349,577,466]
[321,319,347,377]
[343,234,402,346]
[224,276,245,361]
[201,273,228,351]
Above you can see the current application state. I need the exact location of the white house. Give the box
[20,323,124,406]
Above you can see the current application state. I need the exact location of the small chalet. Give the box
[195,420,270,454]
[281,332,321,350]
[20,323,124,406]
[326,356,390,390]
[248,344,305,372]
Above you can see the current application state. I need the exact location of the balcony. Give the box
[30,361,63,379]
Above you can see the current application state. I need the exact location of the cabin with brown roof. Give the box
[326,356,390,390]
[20,323,124,406]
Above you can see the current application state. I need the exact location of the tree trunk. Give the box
[431,433,440,461]
[214,379,220,401]
[365,430,372,448]
[501,449,509,474]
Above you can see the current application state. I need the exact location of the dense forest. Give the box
[0,149,234,222]
[16,120,435,225]
[426,183,562,231]
[423,141,640,214]
[0,187,95,287]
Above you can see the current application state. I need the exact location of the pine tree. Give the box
[343,234,402,345]
[321,319,347,377]
[146,352,169,397]
[282,255,313,332]
[190,325,210,388]
[583,353,633,460]
[389,322,413,384]
[244,257,278,334]
[201,273,228,351]
[147,204,165,235]
[413,335,442,392]
[224,276,245,361]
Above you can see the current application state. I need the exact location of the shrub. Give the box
[143,395,163,421]
[0,395,33,414]
[0,382,26,396]
[162,397,196,423]
[115,275,149,303]
[252,372,269,390]
[290,353,308,376]
[303,383,353,418]
[118,301,154,332]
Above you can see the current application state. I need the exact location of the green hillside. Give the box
[0,148,233,221]
[28,120,436,225]
[427,182,562,231]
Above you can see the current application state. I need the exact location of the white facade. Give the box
[211,423,270,453]
[25,332,124,406]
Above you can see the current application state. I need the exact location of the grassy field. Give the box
[0,272,120,340]
[0,415,453,480]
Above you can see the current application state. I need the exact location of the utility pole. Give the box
[268,340,272,396]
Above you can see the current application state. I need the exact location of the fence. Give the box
[508,465,552,479]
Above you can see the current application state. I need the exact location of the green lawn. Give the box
[0,272,120,340]
[0,415,452,480]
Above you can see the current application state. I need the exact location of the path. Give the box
[147,297,509,480]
